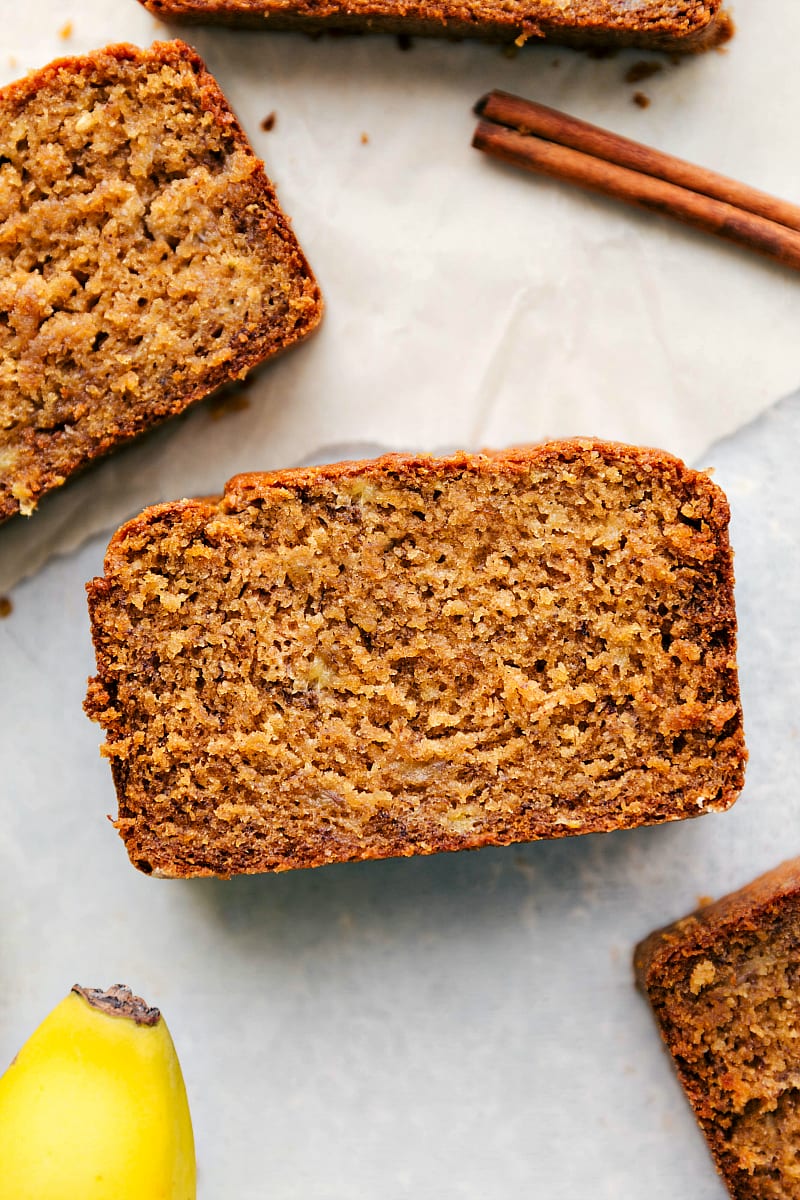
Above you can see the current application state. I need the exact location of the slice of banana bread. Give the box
[636,860,800,1200]
[0,41,321,522]
[85,441,745,877]
[136,0,732,52]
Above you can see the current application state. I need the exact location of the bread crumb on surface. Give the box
[209,389,251,420]
[633,91,651,108]
[625,59,663,84]
[59,20,74,39]
[260,111,276,132]
[360,131,369,144]
[0,597,12,619]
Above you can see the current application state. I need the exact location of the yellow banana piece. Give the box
[0,984,196,1200]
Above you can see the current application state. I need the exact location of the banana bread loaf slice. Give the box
[636,860,800,1200]
[0,41,321,522]
[85,441,746,878]
[137,0,732,52]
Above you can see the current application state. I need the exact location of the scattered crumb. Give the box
[260,111,276,132]
[360,132,369,145]
[396,33,413,50]
[0,597,12,619]
[209,389,251,421]
[697,894,715,909]
[587,46,618,60]
[633,92,651,109]
[59,20,74,39]
[551,58,561,68]
[625,60,663,84]
[8,55,18,69]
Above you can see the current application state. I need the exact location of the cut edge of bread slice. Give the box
[136,0,733,53]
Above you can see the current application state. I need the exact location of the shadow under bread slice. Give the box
[636,860,800,1200]
[85,440,746,877]
[0,40,321,522]
[136,0,733,53]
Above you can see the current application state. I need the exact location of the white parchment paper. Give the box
[1,0,800,592]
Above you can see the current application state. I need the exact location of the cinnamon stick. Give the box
[472,94,800,272]
[477,91,800,233]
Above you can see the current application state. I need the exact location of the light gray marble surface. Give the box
[1,399,799,1198]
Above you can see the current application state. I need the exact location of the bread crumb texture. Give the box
[85,442,746,877]
[636,859,800,1199]
[0,40,321,520]
[137,0,732,52]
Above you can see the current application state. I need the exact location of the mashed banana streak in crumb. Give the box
[85,442,746,878]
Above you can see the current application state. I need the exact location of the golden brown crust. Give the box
[0,41,322,521]
[86,440,745,878]
[138,0,732,52]
[223,439,707,496]
[636,859,800,990]
[635,860,800,1199]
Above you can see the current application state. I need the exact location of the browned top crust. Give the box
[137,0,732,51]
[635,859,800,1200]
[0,40,321,521]
[86,440,746,879]
[105,439,720,556]
[636,858,800,990]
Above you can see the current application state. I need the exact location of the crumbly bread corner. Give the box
[636,859,800,1199]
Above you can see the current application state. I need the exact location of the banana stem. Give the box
[71,984,161,1027]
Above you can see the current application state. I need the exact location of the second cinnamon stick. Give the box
[477,90,800,235]
[473,118,800,272]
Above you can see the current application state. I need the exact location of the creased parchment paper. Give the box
[1,0,799,597]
